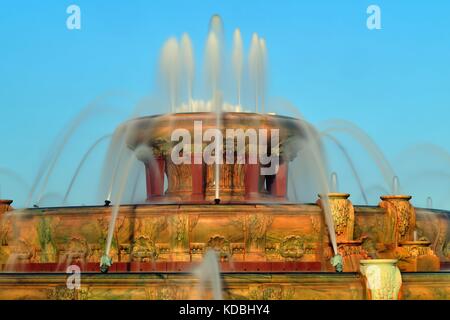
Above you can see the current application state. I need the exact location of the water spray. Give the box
[330,172,338,193]
[392,176,400,194]
[427,196,433,209]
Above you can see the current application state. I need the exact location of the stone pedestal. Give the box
[396,241,440,272]
[360,259,402,300]
[337,240,367,272]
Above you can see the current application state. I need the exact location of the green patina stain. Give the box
[37,217,57,262]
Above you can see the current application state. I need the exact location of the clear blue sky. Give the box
[0,1,449,209]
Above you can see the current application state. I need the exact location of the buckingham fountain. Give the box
[0,16,449,300]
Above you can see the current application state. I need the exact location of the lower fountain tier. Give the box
[1,203,449,273]
[0,272,449,300]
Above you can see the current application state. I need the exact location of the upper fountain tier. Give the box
[122,112,316,203]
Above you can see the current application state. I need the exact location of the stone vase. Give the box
[360,259,402,300]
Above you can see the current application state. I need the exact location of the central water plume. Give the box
[232,28,243,107]
[392,176,400,195]
[205,15,225,201]
[330,172,339,192]
[249,33,268,113]
[180,33,195,111]
[154,14,269,115]
[160,38,180,113]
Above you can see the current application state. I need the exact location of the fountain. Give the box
[0,16,449,300]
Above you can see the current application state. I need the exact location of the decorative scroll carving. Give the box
[151,137,171,157]
[37,217,59,263]
[337,241,367,272]
[10,239,34,262]
[206,235,231,260]
[147,286,183,300]
[135,216,168,241]
[247,213,273,244]
[279,235,305,260]
[47,286,89,300]
[165,160,192,196]
[130,235,157,262]
[248,285,295,300]
[61,237,90,264]
[189,215,199,232]
[0,219,11,246]
[243,213,273,259]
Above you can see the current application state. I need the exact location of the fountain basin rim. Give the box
[336,240,363,246]
[122,111,303,124]
[360,259,399,265]
[318,193,350,199]
[380,195,412,201]
[399,240,431,246]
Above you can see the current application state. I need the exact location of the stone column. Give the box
[244,163,261,199]
[144,156,166,200]
[191,153,204,201]
[134,142,167,201]
[266,160,288,199]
